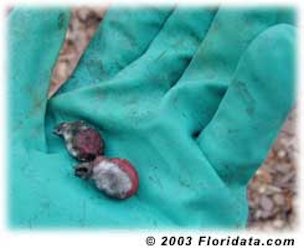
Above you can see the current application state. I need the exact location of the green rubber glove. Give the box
[9,7,296,228]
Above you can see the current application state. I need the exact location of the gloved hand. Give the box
[9,7,296,228]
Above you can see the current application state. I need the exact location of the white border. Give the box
[0,0,303,247]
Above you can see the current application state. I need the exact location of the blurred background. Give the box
[49,7,298,230]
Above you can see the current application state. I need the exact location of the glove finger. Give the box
[55,7,174,96]
[162,8,295,135]
[9,8,70,150]
[122,7,217,92]
[196,24,296,185]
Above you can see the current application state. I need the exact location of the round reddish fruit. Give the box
[54,120,104,162]
[91,156,139,200]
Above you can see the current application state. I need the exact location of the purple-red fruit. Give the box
[54,120,104,161]
[75,156,139,200]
